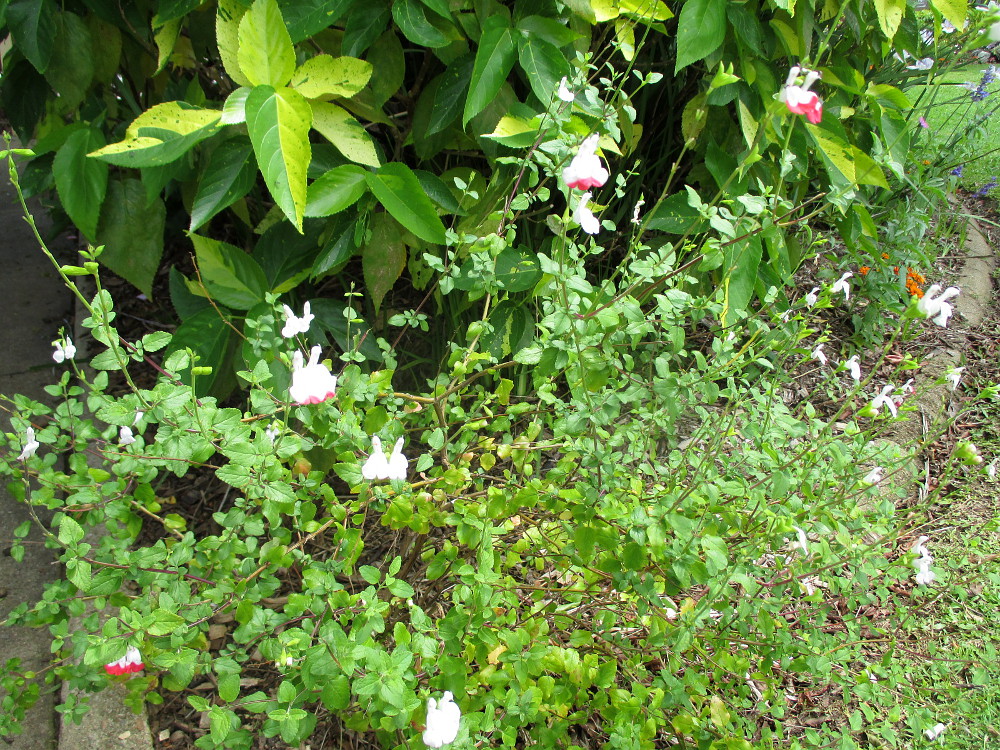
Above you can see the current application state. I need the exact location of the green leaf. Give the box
[720,235,761,326]
[58,516,84,546]
[190,234,270,309]
[252,221,321,291]
[930,0,966,31]
[366,31,405,107]
[363,213,406,313]
[170,267,211,321]
[619,0,673,20]
[495,246,540,292]
[515,15,583,47]
[246,85,313,231]
[675,0,726,73]
[517,35,569,105]
[807,126,888,188]
[392,0,450,47]
[464,16,516,127]
[87,15,123,83]
[365,162,446,244]
[343,0,390,56]
[290,55,373,99]
[305,164,368,217]
[54,128,108,241]
[279,0,353,42]
[6,0,57,73]
[874,0,905,40]
[190,137,257,232]
[88,101,222,168]
[217,0,252,87]
[238,0,296,87]
[153,18,182,74]
[147,609,186,636]
[165,308,240,399]
[218,672,241,703]
[96,178,166,298]
[428,54,473,136]
[310,101,380,167]
[45,12,94,114]
[155,0,202,25]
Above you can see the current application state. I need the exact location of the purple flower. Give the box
[974,176,998,197]
[951,165,964,177]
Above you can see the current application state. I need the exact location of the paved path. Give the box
[0,162,72,747]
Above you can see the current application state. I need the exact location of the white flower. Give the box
[791,526,809,555]
[917,285,960,327]
[805,287,819,307]
[18,426,39,460]
[133,411,144,426]
[363,435,408,482]
[912,537,936,585]
[52,336,77,364]
[843,355,861,382]
[265,423,281,443]
[631,197,645,224]
[562,134,609,190]
[893,378,914,408]
[871,384,898,418]
[557,77,575,102]
[907,57,934,70]
[281,301,314,339]
[942,19,956,32]
[811,343,827,366]
[387,437,408,481]
[288,346,338,405]
[118,426,136,446]
[573,191,601,235]
[945,366,964,391]
[911,535,931,557]
[987,457,998,479]
[862,466,884,485]
[104,645,144,676]
[422,691,461,748]
[831,271,853,301]
[924,723,947,741]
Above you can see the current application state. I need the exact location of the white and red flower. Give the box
[105,645,144,676]
[562,135,609,190]
[780,66,823,124]
[289,346,338,405]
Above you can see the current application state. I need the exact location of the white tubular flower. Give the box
[118,426,136,447]
[843,355,861,382]
[386,437,408,481]
[562,134,609,190]
[18,426,39,460]
[911,535,930,557]
[987,456,998,479]
[805,287,819,307]
[924,723,947,741]
[907,57,934,70]
[573,191,601,235]
[871,384,898,418]
[917,285,960,327]
[362,436,391,481]
[945,366,964,391]
[791,526,809,555]
[631,197,645,224]
[52,336,77,364]
[422,691,461,748]
[914,555,936,585]
[862,466,884,485]
[265,423,281,443]
[811,343,827,366]
[281,301,314,339]
[831,272,853,301]
[288,346,338,405]
[557,77,575,102]
[104,645,144,676]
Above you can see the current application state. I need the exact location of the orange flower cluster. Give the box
[858,266,871,276]
[904,267,926,298]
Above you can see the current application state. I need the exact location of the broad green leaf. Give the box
[366,31,405,107]
[464,16,517,126]
[681,92,708,145]
[310,101,380,167]
[170,267,211,321]
[305,164,368,217]
[874,0,905,40]
[362,213,406,313]
[222,87,251,125]
[58,516,84,546]
[54,128,108,241]
[721,235,761,326]
[190,234,270,309]
[392,0,450,48]
[515,15,583,47]
[290,55,373,99]
[246,85,313,231]
[217,0,252,87]
[45,12,94,114]
[279,0,353,42]
[252,221,322,291]
[89,102,222,168]
[619,0,674,20]
[96,178,166,298]
[517,35,569,105]
[807,126,889,188]
[495,246,540,292]
[428,54,473,135]
[154,0,201,24]
[365,162,446,244]
[483,115,539,147]
[930,0,966,31]
[165,308,240,399]
[343,0,390,56]
[675,0,726,73]
[418,0,451,18]
[87,15,122,83]
[154,18,182,74]
[6,0,57,72]
[238,0,296,87]
[190,137,258,231]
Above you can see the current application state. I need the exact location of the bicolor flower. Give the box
[779,66,823,124]
[945,366,964,391]
[281,302,314,339]
[557,77,575,102]
[363,436,408,481]
[573,192,600,235]
[843,355,861,382]
[917,285,960,327]
[52,336,76,364]
[562,134,609,190]
[422,691,461,748]
[862,466,884,485]
[119,426,136,447]
[831,272,853,301]
[289,346,338,405]
[104,645,144,676]
[810,343,827,366]
[18,426,39,460]
[805,287,819,307]
[870,384,898,418]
